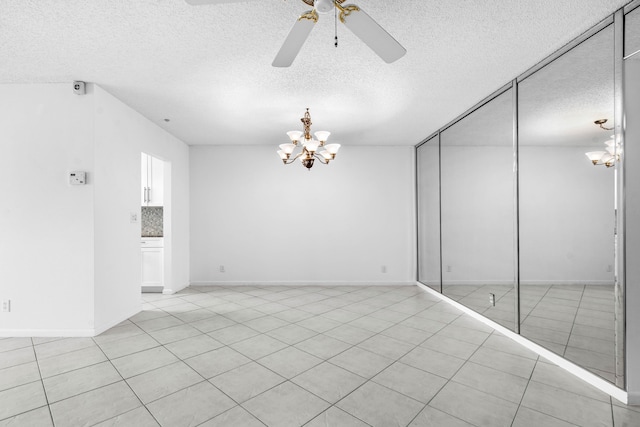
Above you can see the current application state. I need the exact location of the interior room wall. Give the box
[136,106,190,296]
[428,143,614,286]
[0,84,96,335]
[92,86,190,331]
[190,145,415,284]
[519,145,615,284]
[417,142,441,285]
[440,145,516,284]
[0,83,190,337]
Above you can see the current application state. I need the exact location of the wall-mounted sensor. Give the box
[73,81,86,95]
[69,171,86,185]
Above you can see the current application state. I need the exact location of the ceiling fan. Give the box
[185,0,406,67]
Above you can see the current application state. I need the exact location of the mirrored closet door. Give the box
[518,24,617,383]
[440,89,516,331]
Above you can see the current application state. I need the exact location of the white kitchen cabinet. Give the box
[141,238,163,292]
[141,153,164,206]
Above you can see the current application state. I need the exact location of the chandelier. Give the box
[277,108,341,170]
[585,119,621,168]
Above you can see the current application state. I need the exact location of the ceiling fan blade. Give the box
[340,5,406,63]
[185,0,256,5]
[272,11,318,68]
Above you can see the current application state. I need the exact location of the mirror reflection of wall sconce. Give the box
[585,119,621,168]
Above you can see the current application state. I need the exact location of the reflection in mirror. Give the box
[518,25,617,383]
[417,136,441,292]
[626,6,640,57]
[624,12,640,391]
[440,89,516,330]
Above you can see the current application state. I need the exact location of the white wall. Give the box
[417,142,441,285]
[190,145,415,284]
[0,84,95,335]
[440,145,516,284]
[624,57,640,404]
[0,83,190,336]
[92,86,189,331]
[429,143,614,286]
[520,145,615,284]
[136,108,190,296]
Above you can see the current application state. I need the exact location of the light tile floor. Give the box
[442,284,617,382]
[1,284,639,426]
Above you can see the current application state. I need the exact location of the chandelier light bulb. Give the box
[305,140,320,154]
[279,143,296,155]
[314,0,334,14]
[585,151,606,165]
[315,131,331,143]
[287,131,303,143]
[324,143,341,155]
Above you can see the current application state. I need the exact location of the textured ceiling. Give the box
[0,0,631,147]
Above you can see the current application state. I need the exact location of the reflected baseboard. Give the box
[438,280,615,286]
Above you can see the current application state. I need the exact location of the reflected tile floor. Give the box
[444,284,616,382]
[1,284,639,426]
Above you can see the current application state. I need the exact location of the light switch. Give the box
[69,171,86,185]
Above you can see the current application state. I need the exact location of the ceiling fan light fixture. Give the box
[314,0,335,14]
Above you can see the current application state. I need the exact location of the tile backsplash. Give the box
[141,206,163,237]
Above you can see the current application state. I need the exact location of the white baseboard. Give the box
[421,280,614,286]
[520,280,614,286]
[436,280,515,286]
[627,391,640,406]
[0,328,97,338]
[164,282,190,294]
[0,302,141,338]
[189,281,414,287]
[93,302,141,336]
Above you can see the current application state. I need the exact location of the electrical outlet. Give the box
[219,265,225,273]
[130,212,138,223]
[381,265,387,273]
[489,293,496,306]
[2,300,10,313]
[607,265,613,272]
[446,265,452,273]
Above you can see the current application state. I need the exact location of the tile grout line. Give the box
[413,327,499,427]
[508,350,540,427]
[89,330,164,427]
[563,285,586,359]
[3,284,626,426]
[291,292,462,426]
[31,337,55,426]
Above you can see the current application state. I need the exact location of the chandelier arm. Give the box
[594,119,614,131]
[284,152,304,165]
[313,154,330,164]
